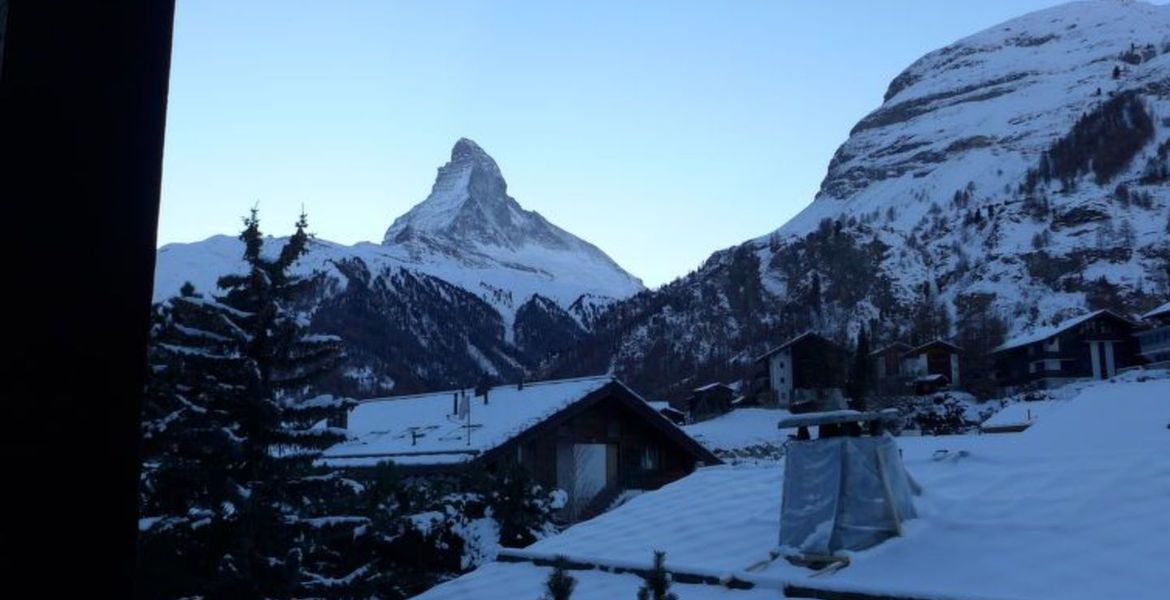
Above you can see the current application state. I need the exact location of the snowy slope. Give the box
[766,0,1170,324]
[550,0,1170,401]
[681,408,791,453]
[418,370,1170,600]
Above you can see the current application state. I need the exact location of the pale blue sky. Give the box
[161,0,1086,287]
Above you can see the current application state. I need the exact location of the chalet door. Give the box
[1104,341,1116,377]
[557,442,609,518]
[1088,341,1118,379]
[573,443,608,506]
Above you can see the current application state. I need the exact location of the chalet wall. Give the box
[994,315,1141,388]
[490,396,695,494]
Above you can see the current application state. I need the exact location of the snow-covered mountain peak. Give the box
[450,136,497,165]
[155,138,645,391]
[773,0,1170,240]
[377,138,643,309]
[384,137,576,254]
[383,137,507,245]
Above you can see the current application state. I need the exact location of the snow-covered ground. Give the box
[417,371,1170,600]
[979,398,1059,430]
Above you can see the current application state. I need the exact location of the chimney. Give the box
[475,376,491,405]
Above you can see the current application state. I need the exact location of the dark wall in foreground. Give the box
[1,2,174,597]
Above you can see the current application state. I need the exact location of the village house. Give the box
[870,342,914,395]
[319,375,719,522]
[991,310,1141,391]
[1137,301,1170,368]
[901,340,962,395]
[755,332,847,411]
[675,382,735,423]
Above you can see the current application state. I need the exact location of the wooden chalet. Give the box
[320,375,719,522]
[678,382,735,423]
[902,340,962,395]
[870,342,914,395]
[1137,301,1170,368]
[991,310,1141,391]
[755,332,847,411]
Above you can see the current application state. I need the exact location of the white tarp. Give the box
[779,434,918,555]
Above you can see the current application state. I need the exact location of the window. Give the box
[640,445,660,470]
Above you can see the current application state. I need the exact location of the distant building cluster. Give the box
[742,303,1170,415]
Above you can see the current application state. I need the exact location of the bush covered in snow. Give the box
[872,392,992,436]
[323,463,564,597]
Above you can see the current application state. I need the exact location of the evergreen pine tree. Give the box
[954,297,1007,400]
[490,463,558,547]
[846,325,871,411]
[138,210,366,598]
[139,277,299,597]
[542,556,578,600]
[810,272,823,316]
[637,551,678,600]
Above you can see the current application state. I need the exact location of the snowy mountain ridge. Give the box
[157,138,642,320]
[154,139,644,394]
[769,0,1170,320]
[548,0,1170,400]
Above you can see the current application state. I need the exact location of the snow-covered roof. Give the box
[992,310,1132,353]
[1143,301,1170,321]
[682,408,791,453]
[913,373,948,383]
[646,400,683,416]
[869,342,912,356]
[755,331,834,362]
[903,339,962,356]
[646,400,670,412]
[321,375,617,467]
[417,372,1170,600]
[692,382,730,393]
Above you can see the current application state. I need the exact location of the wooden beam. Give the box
[777,408,901,429]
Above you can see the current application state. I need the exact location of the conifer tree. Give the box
[846,325,872,411]
[138,210,366,598]
[542,556,578,600]
[637,551,678,600]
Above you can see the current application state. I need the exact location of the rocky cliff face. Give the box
[154,140,643,395]
[551,0,1170,400]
